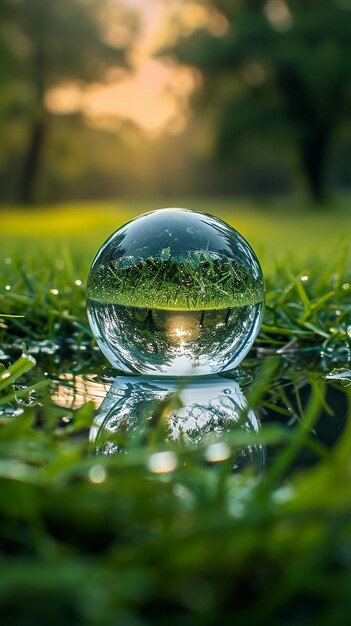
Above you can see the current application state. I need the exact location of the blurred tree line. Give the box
[167,0,351,203]
[0,0,135,203]
[1,0,351,205]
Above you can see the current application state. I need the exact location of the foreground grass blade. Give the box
[0,354,37,392]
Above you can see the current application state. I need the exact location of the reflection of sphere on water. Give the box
[90,376,266,473]
[87,208,264,375]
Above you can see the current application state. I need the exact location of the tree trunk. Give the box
[19,113,47,205]
[299,127,331,205]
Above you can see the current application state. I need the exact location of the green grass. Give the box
[88,253,264,310]
[1,197,351,272]
[1,199,350,357]
[0,200,351,625]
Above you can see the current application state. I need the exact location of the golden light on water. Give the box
[51,374,111,410]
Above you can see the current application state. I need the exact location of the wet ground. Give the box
[2,336,349,474]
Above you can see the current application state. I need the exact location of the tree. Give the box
[0,0,136,204]
[164,0,351,203]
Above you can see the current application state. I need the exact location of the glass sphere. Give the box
[90,376,266,473]
[87,208,264,375]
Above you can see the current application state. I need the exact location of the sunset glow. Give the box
[44,0,226,135]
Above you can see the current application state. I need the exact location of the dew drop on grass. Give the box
[87,208,265,375]
[89,465,106,483]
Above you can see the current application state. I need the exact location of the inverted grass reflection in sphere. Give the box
[87,208,264,375]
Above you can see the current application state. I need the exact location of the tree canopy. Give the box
[0,0,137,203]
[165,0,351,202]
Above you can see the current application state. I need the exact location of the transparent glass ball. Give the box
[87,208,264,375]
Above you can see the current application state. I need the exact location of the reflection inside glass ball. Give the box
[87,208,264,375]
[89,376,266,473]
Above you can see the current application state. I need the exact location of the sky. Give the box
[45,0,228,136]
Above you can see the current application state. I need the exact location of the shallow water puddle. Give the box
[51,373,111,410]
[48,354,350,470]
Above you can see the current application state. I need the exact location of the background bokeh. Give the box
[2,0,351,206]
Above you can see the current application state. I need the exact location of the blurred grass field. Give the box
[1,199,351,274]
